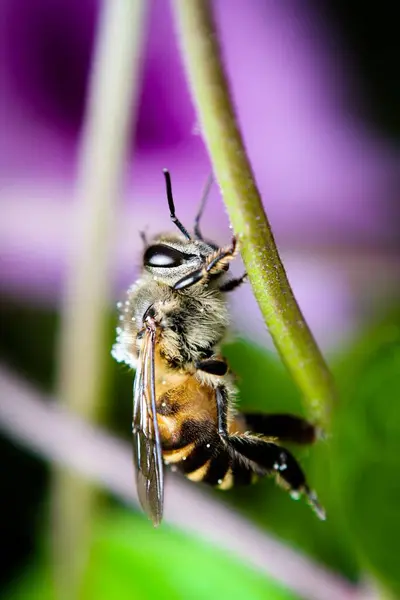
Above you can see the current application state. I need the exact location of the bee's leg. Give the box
[227,434,326,520]
[173,269,206,290]
[242,413,320,445]
[215,386,230,437]
[173,238,237,291]
[219,273,247,293]
[195,358,228,376]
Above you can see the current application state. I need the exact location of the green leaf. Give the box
[223,338,300,414]
[331,312,400,596]
[81,510,298,600]
[7,510,298,600]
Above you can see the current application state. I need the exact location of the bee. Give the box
[112,169,325,526]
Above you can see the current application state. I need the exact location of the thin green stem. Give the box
[172,0,336,426]
[53,1,147,598]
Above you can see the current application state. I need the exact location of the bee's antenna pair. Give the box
[163,169,213,242]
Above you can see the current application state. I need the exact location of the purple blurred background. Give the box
[1,0,399,350]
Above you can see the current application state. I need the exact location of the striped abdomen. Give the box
[163,436,255,489]
[154,369,255,490]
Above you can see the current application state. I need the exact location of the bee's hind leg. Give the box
[212,388,325,518]
[242,412,321,445]
[227,433,326,520]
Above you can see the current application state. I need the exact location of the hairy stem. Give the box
[53,1,147,598]
[172,0,336,426]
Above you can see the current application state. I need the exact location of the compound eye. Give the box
[144,244,188,268]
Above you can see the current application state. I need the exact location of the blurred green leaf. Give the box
[8,509,299,600]
[331,312,400,597]
[0,299,58,390]
[83,510,299,600]
[223,338,300,413]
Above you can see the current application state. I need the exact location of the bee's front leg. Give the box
[173,238,237,291]
[218,273,247,293]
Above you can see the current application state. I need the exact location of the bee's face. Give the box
[143,234,218,287]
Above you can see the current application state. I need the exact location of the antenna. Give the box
[194,174,213,240]
[163,169,191,240]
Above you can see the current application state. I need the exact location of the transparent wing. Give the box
[132,323,164,526]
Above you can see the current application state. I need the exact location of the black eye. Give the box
[144,244,191,268]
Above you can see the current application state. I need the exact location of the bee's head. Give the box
[143,234,218,287]
[142,169,224,288]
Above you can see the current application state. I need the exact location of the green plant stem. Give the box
[172,0,336,426]
[53,1,147,599]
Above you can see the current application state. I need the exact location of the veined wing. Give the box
[132,320,164,526]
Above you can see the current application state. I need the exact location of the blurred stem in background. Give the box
[172,0,336,428]
[52,1,147,599]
